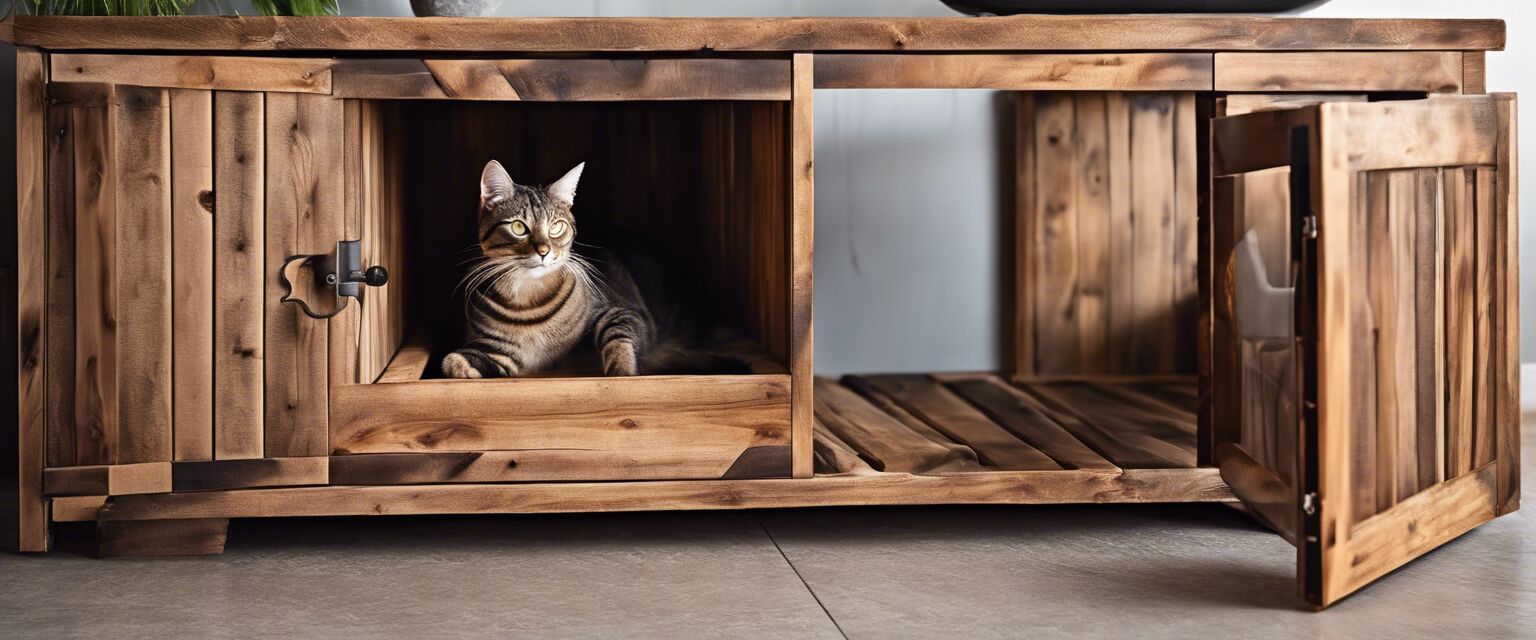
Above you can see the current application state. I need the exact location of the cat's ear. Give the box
[547,162,585,208]
[480,160,515,210]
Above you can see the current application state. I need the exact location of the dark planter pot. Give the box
[940,0,1332,14]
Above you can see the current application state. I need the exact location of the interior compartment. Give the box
[361,98,792,380]
[812,90,1203,478]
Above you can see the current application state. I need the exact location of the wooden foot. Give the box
[97,518,229,557]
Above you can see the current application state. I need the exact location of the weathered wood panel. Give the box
[815,54,1212,90]
[264,92,343,458]
[814,377,980,474]
[329,447,787,484]
[72,97,116,466]
[17,49,49,551]
[50,54,332,93]
[44,90,76,469]
[850,375,1060,471]
[113,85,172,465]
[331,375,791,460]
[1017,92,1197,376]
[97,517,228,557]
[334,58,790,101]
[9,15,1506,53]
[212,91,265,460]
[1214,52,1462,92]
[171,457,328,492]
[169,89,214,462]
[43,462,169,496]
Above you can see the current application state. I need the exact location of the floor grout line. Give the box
[755,513,850,640]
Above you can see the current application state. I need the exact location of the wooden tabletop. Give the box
[1,15,1505,54]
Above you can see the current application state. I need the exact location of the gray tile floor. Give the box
[4,427,1533,639]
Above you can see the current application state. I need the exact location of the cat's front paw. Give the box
[441,352,482,379]
[602,340,639,376]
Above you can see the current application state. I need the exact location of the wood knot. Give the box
[198,190,215,213]
[619,418,638,429]
[506,459,518,469]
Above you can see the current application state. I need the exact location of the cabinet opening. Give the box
[352,99,792,384]
[813,90,1201,476]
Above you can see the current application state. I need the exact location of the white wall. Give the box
[5,0,1530,375]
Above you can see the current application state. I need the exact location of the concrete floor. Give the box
[3,430,1533,639]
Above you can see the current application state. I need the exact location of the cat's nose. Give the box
[535,244,551,256]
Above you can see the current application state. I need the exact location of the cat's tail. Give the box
[639,328,758,375]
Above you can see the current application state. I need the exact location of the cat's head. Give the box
[476,160,583,276]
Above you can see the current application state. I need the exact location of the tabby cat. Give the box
[441,160,746,378]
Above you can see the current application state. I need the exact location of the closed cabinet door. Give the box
[1211,95,1518,607]
[39,54,342,497]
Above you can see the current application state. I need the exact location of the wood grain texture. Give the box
[50,54,331,94]
[264,92,342,458]
[945,377,1118,471]
[328,99,363,391]
[1214,52,1462,93]
[814,54,1211,90]
[72,101,116,467]
[333,58,790,101]
[212,91,264,460]
[171,457,328,492]
[42,462,170,496]
[851,375,1060,471]
[330,447,788,484]
[17,48,49,551]
[814,377,981,474]
[169,89,214,462]
[113,85,173,465]
[375,333,432,384]
[43,90,76,468]
[96,467,1232,524]
[790,53,815,478]
[1493,95,1518,515]
[8,16,1506,52]
[1021,380,1197,469]
[1462,51,1487,94]
[97,517,228,557]
[1017,92,1197,376]
[331,376,791,476]
[51,495,107,522]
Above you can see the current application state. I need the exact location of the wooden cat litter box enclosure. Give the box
[7,15,1518,608]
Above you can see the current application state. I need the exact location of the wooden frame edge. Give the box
[17,47,49,552]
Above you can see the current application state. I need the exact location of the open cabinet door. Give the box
[1213,95,1518,608]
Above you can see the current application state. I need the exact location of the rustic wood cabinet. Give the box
[6,14,1518,608]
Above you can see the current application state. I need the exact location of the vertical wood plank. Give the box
[1363,171,1392,515]
[1444,168,1475,479]
[1171,94,1200,373]
[1471,166,1496,471]
[169,89,214,461]
[1461,52,1487,95]
[1013,93,1036,376]
[790,53,815,478]
[264,93,341,457]
[1493,97,1518,515]
[1030,93,1080,373]
[329,99,362,393]
[1127,94,1177,372]
[44,98,76,468]
[1381,171,1421,505]
[17,48,50,551]
[113,86,172,465]
[213,91,264,460]
[1073,92,1109,373]
[1413,169,1443,491]
[72,102,116,466]
[1104,93,1135,372]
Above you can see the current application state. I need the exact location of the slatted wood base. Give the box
[813,373,1214,503]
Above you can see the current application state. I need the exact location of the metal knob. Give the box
[362,265,389,287]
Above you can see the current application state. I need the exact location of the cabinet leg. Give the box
[97,518,229,557]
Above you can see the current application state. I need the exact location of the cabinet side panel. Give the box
[114,86,172,464]
[212,91,264,460]
[169,89,214,461]
[17,48,49,551]
[264,93,341,457]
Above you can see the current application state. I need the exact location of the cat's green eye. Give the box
[550,220,569,237]
[508,220,528,236]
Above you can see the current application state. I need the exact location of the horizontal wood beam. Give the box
[96,468,1233,522]
[816,54,1211,91]
[1214,52,1462,93]
[6,16,1506,53]
[171,457,329,492]
[51,54,332,94]
[332,58,791,101]
[43,462,171,496]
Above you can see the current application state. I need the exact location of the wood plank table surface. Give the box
[1,15,1505,53]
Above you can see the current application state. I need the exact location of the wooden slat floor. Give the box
[814,373,1198,475]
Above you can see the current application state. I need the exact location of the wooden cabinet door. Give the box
[1212,95,1518,607]
[39,55,343,500]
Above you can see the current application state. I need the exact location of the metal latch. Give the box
[279,240,389,319]
[1302,492,1319,516]
[1300,215,1319,239]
